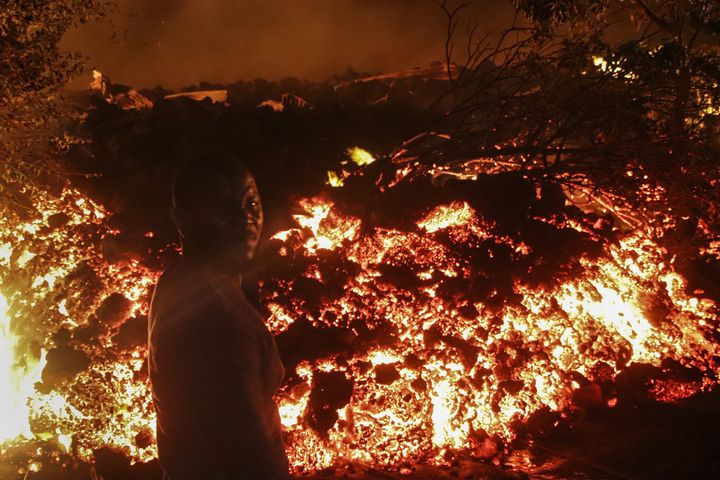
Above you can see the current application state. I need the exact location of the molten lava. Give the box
[0,152,718,476]
[265,196,719,470]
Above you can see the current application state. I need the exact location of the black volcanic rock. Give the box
[306,370,354,434]
[113,316,148,350]
[41,345,91,388]
[95,293,132,330]
[374,363,401,385]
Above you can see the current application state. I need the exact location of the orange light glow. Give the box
[0,167,718,475]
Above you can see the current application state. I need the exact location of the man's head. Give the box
[171,153,263,273]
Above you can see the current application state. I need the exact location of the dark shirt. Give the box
[148,260,289,479]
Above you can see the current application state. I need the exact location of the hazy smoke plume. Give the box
[61,0,513,89]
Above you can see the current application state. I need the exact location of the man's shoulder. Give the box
[154,259,195,295]
[149,260,223,331]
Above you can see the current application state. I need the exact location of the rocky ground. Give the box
[3,69,720,480]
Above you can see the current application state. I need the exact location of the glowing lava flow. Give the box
[266,197,720,470]
[0,186,159,467]
[0,162,719,476]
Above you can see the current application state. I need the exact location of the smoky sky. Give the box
[61,0,514,89]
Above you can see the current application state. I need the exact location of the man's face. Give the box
[181,170,264,272]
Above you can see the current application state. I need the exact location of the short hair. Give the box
[172,152,251,213]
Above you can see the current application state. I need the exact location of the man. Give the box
[148,153,289,479]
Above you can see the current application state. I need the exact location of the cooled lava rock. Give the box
[374,363,401,385]
[41,345,91,389]
[91,447,132,480]
[113,316,148,350]
[306,370,354,434]
[95,293,132,330]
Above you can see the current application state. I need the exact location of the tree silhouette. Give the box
[0,0,110,212]
[410,0,720,265]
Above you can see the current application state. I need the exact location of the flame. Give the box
[325,146,377,187]
[347,147,376,166]
[326,170,345,187]
[0,291,46,443]
[273,198,361,253]
[592,55,608,71]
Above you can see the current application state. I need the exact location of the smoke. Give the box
[60,0,514,89]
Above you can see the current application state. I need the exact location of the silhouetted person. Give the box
[148,153,289,479]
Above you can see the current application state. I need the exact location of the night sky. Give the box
[60,0,514,89]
